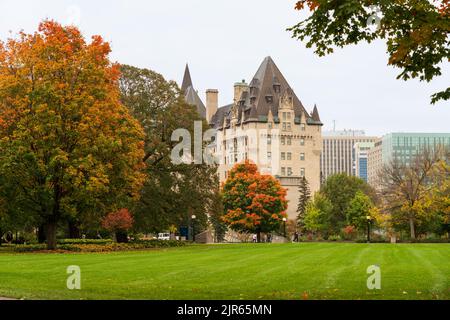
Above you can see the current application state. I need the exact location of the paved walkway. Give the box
[0,297,16,300]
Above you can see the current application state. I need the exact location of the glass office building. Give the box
[382,133,450,165]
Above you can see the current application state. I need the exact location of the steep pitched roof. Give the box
[250,56,309,118]
[311,104,322,123]
[185,86,206,118]
[181,64,193,93]
[210,56,322,129]
[181,64,206,119]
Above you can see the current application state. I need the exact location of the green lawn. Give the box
[0,243,448,300]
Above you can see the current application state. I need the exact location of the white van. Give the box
[158,233,170,240]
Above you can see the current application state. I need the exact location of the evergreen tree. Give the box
[296,177,311,230]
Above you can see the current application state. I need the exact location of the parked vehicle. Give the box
[158,233,170,240]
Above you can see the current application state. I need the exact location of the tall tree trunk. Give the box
[0,228,3,246]
[115,230,128,243]
[409,217,416,240]
[46,184,61,250]
[256,231,261,243]
[46,220,57,250]
[37,224,46,243]
[68,220,81,239]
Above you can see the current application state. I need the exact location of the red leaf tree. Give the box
[221,161,288,242]
[102,208,134,243]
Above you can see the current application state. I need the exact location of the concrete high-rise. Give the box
[320,130,378,183]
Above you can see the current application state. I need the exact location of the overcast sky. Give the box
[1,0,449,136]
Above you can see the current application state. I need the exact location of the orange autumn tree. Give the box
[0,21,146,249]
[221,161,288,242]
[102,209,134,243]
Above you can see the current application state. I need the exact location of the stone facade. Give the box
[203,57,322,220]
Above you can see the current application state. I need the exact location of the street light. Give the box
[366,216,372,243]
[191,214,196,242]
[282,217,287,238]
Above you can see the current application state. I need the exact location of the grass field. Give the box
[0,243,449,300]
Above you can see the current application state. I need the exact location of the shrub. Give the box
[341,225,357,240]
[8,239,187,253]
[57,239,113,245]
[328,235,341,241]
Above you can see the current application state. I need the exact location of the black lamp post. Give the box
[191,214,196,242]
[282,217,287,238]
[366,215,372,243]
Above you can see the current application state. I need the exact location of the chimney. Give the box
[206,89,218,124]
[234,79,248,103]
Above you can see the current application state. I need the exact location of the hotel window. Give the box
[300,153,305,161]
[300,168,305,177]
[300,124,306,131]
[287,123,292,131]
[282,112,287,120]
[281,152,286,160]
[287,167,293,176]
[287,112,291,120]
[268,122,273,129]
[300,138,305,146]
[267,152,272,161]
[287,152,292,160]
[281,167,286,176]
[282,122,287,131]
[281,136,285,145]
[287,137,292,145]
[267,135,272,145]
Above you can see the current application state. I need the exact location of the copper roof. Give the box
[210,56,322,129]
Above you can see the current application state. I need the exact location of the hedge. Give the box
[7,239,187,253]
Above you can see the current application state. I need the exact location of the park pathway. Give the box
[0,297,16,300]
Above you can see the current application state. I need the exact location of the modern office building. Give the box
[320,130,378,183]
[367,132,450,189]
[381,132,450,165]
[367,140,383,188]
[353,142,375,182]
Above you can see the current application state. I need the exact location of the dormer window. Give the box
[250,96,256,104]
[265,95,273,103]
[273,84,281,93]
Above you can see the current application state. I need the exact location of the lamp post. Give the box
[366,215,372,243]
[191,214,196,242]
[282,217,287,238]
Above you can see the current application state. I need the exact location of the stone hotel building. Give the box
[181,57,323,219]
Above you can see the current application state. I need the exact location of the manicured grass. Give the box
[0,243,448,300]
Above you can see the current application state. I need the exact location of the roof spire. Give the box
[312,104,321,122]
[181,63,193,93]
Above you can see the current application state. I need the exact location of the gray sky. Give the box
[1,0,449,136]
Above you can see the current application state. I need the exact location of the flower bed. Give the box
[57,239,114,245]
[4,239,187,253]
